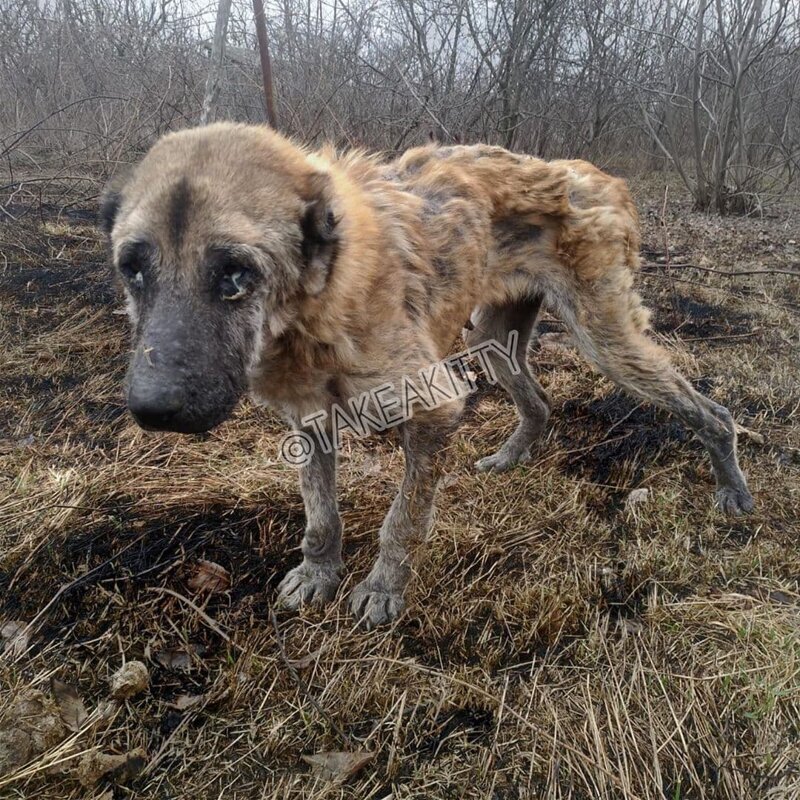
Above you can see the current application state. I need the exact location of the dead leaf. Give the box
[301,750,375,782]
[187,560,231,594]
[0,690,66,776]
[288,647,323,671]
[439,472,459,489]
[51,679,88,732]
[156,649,192,670]
[617,617,644,636]
[1,620,30,657]
[155,644,205,671]
[95,700,118,723]
[171,694,204,710]
[776,446,800,466]
[358,454,382,478]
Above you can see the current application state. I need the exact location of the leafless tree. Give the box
[0,0,797,213]
[633,0,799,212]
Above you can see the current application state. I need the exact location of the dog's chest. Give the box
[248,334,381,423]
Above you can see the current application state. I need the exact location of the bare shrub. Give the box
[0,0,798,212]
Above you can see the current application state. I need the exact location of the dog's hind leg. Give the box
[465,295,551,472]
[277,426,344,608]
[557,277,753,515]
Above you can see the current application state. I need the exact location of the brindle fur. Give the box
[102,123,753,628]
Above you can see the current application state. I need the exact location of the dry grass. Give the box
[0,180,799,799]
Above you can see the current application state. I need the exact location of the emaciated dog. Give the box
[100,123,753,627]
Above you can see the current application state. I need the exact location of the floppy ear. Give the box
[98,168,135,237]
[98,181,123,236]
[300,173,339,296]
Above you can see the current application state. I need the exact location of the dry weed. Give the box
[0,184,798,798]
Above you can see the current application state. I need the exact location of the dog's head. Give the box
[100,124,339,433]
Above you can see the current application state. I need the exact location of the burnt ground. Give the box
[0,181,799,799]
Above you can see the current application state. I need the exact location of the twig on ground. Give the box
[642,262,799,278]
[660,185,679,313]
[149,586,237,647]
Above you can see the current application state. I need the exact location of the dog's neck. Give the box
[293,153,425,358]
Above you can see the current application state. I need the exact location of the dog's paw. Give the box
[475,449,527,473]
[277,562,341,609]
[349,580,405,628]
[716,486,755,516]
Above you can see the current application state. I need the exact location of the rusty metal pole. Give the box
[252,0,278,129]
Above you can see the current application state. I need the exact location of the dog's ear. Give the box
[300,173,339,296]
[98,175,127,236]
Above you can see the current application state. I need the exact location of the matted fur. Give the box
[103,123,753,627]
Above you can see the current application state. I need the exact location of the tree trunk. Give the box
[253,0,278,129]
[200,0,232,126]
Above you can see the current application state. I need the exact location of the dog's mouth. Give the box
[128,409,222,434]
[126,376,243,435]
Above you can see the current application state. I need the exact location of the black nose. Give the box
[127,383,185,430]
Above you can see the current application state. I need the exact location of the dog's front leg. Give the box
[350,404,460,628]
[277,428,344,608]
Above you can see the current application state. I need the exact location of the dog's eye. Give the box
[220,264,252,302]
[119,259,145,290]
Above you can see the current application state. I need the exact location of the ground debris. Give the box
[50,679,88,732]
[734,423,765,445]
[625,487,651,509]
[616,616,644,637]
[170,694,204,710]
[109,661,150,700]
[287,647,324,671]
[775,446,800,466]
[0,621,30,657]
[154,643,207,671]
[0,690,66,776]
[74,747,147,787]
[357,453,383,477]
[0,434,34,454]
[187,559,231,594]
[301,750,375,783]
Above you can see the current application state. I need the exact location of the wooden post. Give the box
[200,0,233,125]
[252,0,278,129]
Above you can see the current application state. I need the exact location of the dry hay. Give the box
[0,181,799,798]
